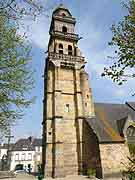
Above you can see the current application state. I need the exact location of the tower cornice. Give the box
[48,52,86,69]
[50,31,79,42]
[52,15,76,24]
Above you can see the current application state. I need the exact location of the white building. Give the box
[10,137,42,172]
[0,145,8,161]
[0,144,8,170]
[0,137,42,172]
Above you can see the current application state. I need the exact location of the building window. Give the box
[37,146,40,152]
[21,153,25,161]
[15,154,19,161]
[127,126,135,137]
[65,104,70,112]
[62,26,67,33]
[68,45,72,55]
[28,153,32,160]
[59,43,63,54]
[48,132,51,135]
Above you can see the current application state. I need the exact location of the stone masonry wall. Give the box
[99,143,130,179]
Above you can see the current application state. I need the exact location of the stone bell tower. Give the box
[42,4,95,178]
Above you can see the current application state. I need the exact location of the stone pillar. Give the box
[44,65,65,178]
[74,69,83,174]
[80,70,95,117]
[52,66,64,178]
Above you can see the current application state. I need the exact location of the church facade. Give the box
[42,5,135,179]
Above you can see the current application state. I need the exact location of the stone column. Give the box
[74,69,84,174]
[52,66,64,178]
[80,70,95,117]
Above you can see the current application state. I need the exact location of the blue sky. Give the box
[10,0,135,142]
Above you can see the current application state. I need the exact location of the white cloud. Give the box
[86,48,114,75]
[115,89,126,97]
[18,15,50,49]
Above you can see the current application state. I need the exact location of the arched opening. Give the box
[82,121,103,178]
[62,26,67,33]
[62,13,66,16]
[59,43,63,54]
[68,45,72,55]
[74,47,77,56]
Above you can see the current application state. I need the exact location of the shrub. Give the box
[128,144,135,155]
[87,168,96,178]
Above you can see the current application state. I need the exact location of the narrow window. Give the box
[22,153,25,161]
[28,153,32,160]
[68,45,72,55]
[62,26,67,33]
[65,104,70,112]
[54,43,57,53]
[59,43,63,54]
[74,47,77,56]
[15,154,19,161]
[49,132,52,135]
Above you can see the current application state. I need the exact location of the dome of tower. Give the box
[53,4,72,17]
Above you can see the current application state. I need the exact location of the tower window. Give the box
[68,45,72,55]
[62,13,66,16]
[59,44,63,49]
[62,26,67,33]
[65,104,70,112]
[59,43,63,54]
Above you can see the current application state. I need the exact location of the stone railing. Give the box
[48,52,85,63]
[51,31,79,41]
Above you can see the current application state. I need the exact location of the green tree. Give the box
[0,17,34,133]
[102,0,135,86]
[0,0,53,136]
[0,0,43,20]
[0,0,51,134]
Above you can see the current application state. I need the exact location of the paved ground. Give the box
[0,174,35,180]
[0,174,98,180]
[0,174,124,180]
[44,175,95,180]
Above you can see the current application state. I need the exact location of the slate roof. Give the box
[87,102,135,143]
[11,137,42,151]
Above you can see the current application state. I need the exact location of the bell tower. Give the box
[42,4,95,178]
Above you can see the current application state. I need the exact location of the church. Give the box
[42,4,135,179]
